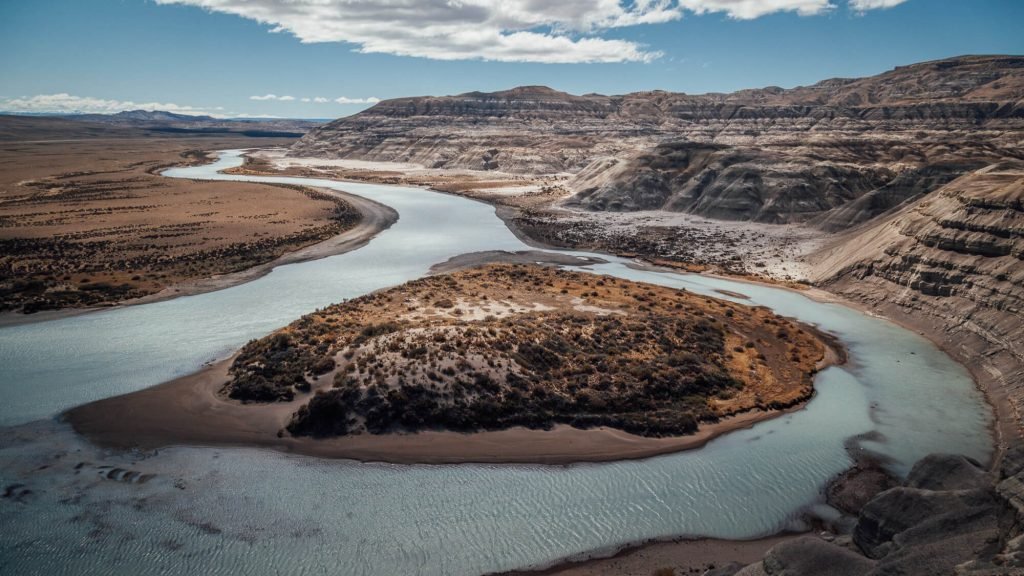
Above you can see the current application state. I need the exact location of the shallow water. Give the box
[0,150,993,575]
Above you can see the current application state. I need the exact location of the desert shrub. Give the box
[310,356,336,375]
[352,322,402,345]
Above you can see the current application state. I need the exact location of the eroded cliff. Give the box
[812,165,1024,447]
[292,56,1024,227]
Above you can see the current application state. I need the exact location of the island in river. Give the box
[67,263,839,464]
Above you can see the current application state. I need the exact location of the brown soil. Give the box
[0,137,367,313]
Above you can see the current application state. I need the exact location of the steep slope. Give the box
[564,142,896,223]
[291,55,1024,227]
[810,165,1024,447]
[290,86,636,173]
[565,139,1009,228]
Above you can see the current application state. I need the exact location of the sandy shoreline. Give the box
[494,533,800,576]
[0,186,397,328]
[64,350,834,465]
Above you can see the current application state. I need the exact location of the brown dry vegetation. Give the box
[0,137,360,312]
[224,264,826,439]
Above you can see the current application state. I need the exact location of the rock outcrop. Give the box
[291,85,634,174]
[563,142,897,224]
[762,537,876,576]
[717,451,1024,576]
[811,166,1024,449]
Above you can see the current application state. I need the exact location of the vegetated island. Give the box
[67,263,840,464]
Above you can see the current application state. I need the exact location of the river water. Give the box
[0,150,993,575]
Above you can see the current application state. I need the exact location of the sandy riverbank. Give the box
[711,265,1018,465]
[233,150,827,280]
[495,534,800,576]
[64,353,830,465]
[0,178,397,328]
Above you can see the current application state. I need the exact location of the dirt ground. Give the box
[0,136,364,312]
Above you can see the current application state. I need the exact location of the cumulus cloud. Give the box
[677,0,909,18]
[157,1,908,63]
[0,93,223,116]
[251,94,379,105]
[156,0,682,63]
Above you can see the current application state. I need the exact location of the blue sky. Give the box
[1,0,1021,119]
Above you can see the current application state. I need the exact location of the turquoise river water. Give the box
[0,150,993,575]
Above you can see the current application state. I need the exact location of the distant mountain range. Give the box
[0,109,323,139]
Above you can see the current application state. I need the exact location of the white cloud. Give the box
[679,0,910,19]
[151,1,912,64]
[848,0,907,10]
[0,93,224,116]
[250,93,298,101]
[334,96,381,105]
[156,0,683,63]
[677,0,833,19]
[156,0,909,62]
[251,94,378,105]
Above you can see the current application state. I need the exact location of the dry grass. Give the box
[0,137,359,312]
[224,264,826,438]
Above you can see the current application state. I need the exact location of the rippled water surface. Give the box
[0,150,993,575]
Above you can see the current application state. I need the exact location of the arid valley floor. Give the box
[2,54,1024,576]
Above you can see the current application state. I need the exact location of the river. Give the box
[0,150,993,575]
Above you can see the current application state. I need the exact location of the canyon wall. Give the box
[293,55,1024,227]
[811,166,1024,449]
